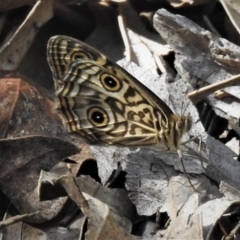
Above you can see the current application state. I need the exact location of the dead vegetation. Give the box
[0,0,240,239]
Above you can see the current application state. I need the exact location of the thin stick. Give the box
[118,4,132,61]
[225,221,240,240]
[188,74,240,103]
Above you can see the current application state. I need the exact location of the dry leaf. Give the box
[0,0,54,71]
[0,77,63,139]
[0,136,80,223]
[83,196,140,240]
[0,0,36,11]
[161,179,240,239]
[90,60,208,216]
[163,194,204,240]
[1,220,47,240]
[38,171,137,221]
[220,0,240,35]
[47,174,140,240]
[153,9,240,143]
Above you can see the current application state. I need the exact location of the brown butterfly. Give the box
[47,35,191,152]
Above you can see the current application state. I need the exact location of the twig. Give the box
[0,212,38,229]
[118,4,132,61]
[0,0,54,71]
[225,221,240,240]
[188,74,240,103]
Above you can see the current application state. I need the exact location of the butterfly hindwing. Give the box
[47,35,190,149]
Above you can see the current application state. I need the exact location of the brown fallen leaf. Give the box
[0,77,63,139]
[38,171,136,221]
[57,175,140,240]
[160,178,240,240]
[220,0,240,35]
[0,0,54,71]
[0,220,45,240]
[0,0,35,11]
[153,9,240,139]
[0,135,80,223]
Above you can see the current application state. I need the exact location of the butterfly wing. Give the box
[47,35,186,148]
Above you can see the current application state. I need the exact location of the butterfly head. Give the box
[166,114,192,150]
[176,114,191,132]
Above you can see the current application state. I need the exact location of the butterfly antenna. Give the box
[177,150,200,193]
[182,99,191,116]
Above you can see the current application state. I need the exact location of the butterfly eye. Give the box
[100,73,122,92]
[177,119,184,130]
[87,107,109,127]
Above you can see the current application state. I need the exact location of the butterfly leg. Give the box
[177,149,200,193]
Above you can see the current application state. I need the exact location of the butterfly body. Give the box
[47,36,191,151]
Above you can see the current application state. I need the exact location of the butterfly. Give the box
[47,35,192,152]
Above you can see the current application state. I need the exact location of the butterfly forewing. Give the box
[47,35,191,150]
